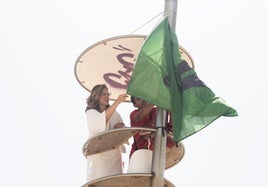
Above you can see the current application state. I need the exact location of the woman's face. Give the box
[98,88,110,109]
[134,97,145,108]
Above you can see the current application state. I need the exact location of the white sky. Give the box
[1,0,267,187]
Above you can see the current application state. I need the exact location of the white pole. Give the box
[151,108,167,187]
[150,1,178,187]
[164,0,178,30]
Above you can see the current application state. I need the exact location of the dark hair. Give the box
[130,96,136,104]
[85,84,109,112]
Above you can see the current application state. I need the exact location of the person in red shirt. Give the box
[129,96,156,158]
[129,96,175,158]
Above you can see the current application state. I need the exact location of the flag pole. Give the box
[150,1,178,187]
[164,0,178,29]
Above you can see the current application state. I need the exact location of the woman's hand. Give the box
[115,94,128,103]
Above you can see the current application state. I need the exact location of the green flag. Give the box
[127,17,238,142]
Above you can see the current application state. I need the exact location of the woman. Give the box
[129,96,156,158]
[85,84,128,182]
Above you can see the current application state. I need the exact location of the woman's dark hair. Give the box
[85,84,109,112]
[130,96,136,104]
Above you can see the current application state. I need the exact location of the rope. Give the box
[155,126,167,137]
[129,11,164,34]
[156,126,179,147]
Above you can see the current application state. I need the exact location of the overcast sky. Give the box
[1,0,267,187]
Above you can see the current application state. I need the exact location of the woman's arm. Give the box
[105,94,128,122]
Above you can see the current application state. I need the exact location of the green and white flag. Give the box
[127,17,238,142]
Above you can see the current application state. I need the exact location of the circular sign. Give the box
[74,35,194,101]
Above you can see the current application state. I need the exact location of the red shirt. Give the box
[129,109,175,157]
[129,108,156,157]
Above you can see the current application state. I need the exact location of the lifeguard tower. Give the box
[74,1,195,186]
